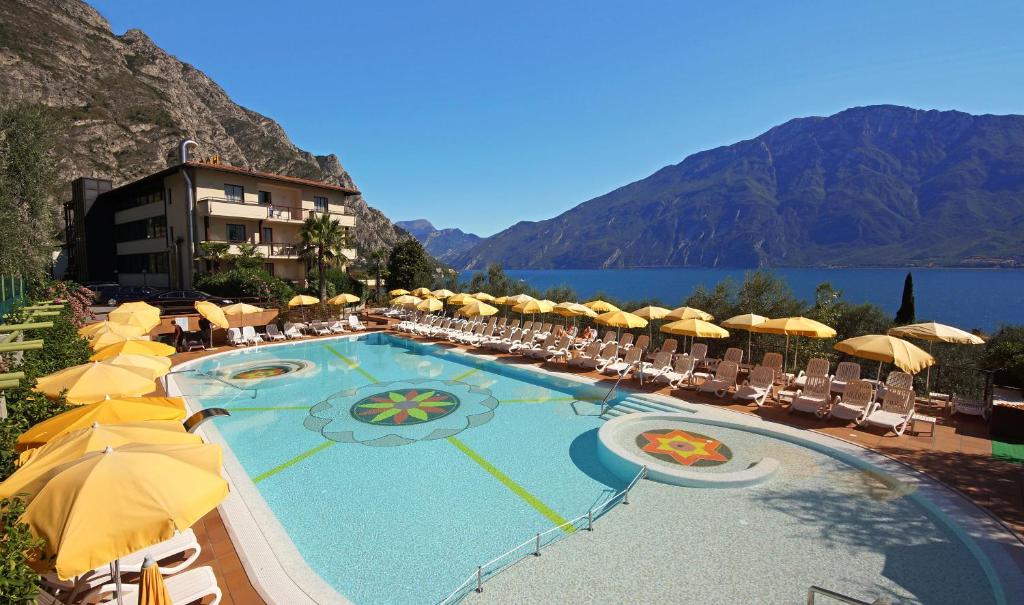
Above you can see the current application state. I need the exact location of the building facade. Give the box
[64,159,358,289]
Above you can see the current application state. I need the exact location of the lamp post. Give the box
[141,268,148,288]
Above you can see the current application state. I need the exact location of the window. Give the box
[115,215,167,243]
[117,187,163,211]
[314,196,328,212]
[117,253,169,274]
[258,190,272,205]
[261,227,273,243]
[264,263,275,276]
[224,184,244,202]
[226,223,247,242]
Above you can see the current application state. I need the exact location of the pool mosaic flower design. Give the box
[215,359,315,382]
[305,379,498,446]
[350,389,460,425]
[636,428,732,467]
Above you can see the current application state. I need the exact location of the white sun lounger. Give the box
[830,361,862,394]
[226,327,246,347]
[734,365,775,407]
[600,347,644,376]
[861,385,916,436]
[93,565,222,605]
[662,356,697,389]
[697,360,739,398]
[264,323,286,341]
[829,379,874,422]
[635,351,673,382]
[790,375,833,416]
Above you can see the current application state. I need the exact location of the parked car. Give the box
[93,285,157,306]
[144,290,233,309]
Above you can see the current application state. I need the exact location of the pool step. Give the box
[600,395,690,419]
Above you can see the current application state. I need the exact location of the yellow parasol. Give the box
[78,321,111,338]
[471,292,496,302]
[505,293,536,306]
[492,296,510,306]
[888,321,985,398]
[326,293,360,306]
[596,310,648,340]
[457,300,499,317]
[633,306,671,320]
[389,288,410,297]
[139,558,173,605]
[721,313,769,361]
[391,294,423,308]
[90,331,148,352]
[585,300,619,313]
[416,297,444,312]
[194,301,229,329]
[17,442,228,581]
[101,354,173,381]
[552,302,584,318]
[107,302,162,331]
[85,321,148,342]
[752,316,836,371]
[447,293,477,306]
[288,294,320,307]
[16,397,187,451]
[35,361,157,405]
[90,340,176,361]
[666,306,714,321]
[431,289,455,299]
[410,287,433,297]
[835,334,936,377]
[4,421,200,497]
[221,302,264,315]
[513,299,555,315]
[660,318,729,338]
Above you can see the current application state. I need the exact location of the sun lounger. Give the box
[723,347,743,366]
[507,331,536,354]
[791,357,830,388]
[93,565,222,605]
[327,320,347,334]
[525,334,558,358]
[734,365,775,407]
[241,326,263,344]
[790,375,833,416]
[581,342,619,371]
[569,341,601,367]
[600,347,644,376]
[264,323,286,341]
[309,321,332,336]
[625,334,649,352]
[616,333,634,351]
[348,314,368,331]
[697,360,739,397]
[760,352,784,382]
[662,356,697,389]
[876,370,913,401]
[861,385,915,435]
[646,338,677,362]
[636,350,673,382]
[829,379,874,422]
[283,322,304,339]
[830,361,861,394]
[226,327,246,347]
[544,335,573,361]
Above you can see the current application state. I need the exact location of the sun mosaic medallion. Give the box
[636,428,732,467]
[215,360,315,382]
[349,388,460,426]
[304,379,498,446]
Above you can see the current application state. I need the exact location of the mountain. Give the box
[454,105,1024,269]
[395,219,482,263]
[0,0,410,258]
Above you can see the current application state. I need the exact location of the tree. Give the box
[198,242,231,272]
[233,242,265,271]
[386,238,433,291]
[0,104,58,278]
[895,272,915,325]
[299,213,348,300]
[368,248,389,300]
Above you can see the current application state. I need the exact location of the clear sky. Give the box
[90,0,1024,236]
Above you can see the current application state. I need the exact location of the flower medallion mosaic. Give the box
[304,378,499,446]
[216,359,316,381]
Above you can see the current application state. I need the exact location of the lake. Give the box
[459,268,1024,332]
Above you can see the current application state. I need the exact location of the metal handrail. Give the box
[807,585,885,605]
[165,369,258,397]
[599,361,638,415]
[438,465,647,604]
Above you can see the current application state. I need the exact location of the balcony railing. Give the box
[203,241,300,259]
[198,197,352,223]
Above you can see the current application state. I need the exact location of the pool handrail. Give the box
[438,465,648,604]
[807,585,885,605]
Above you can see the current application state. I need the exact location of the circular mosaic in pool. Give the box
[304,378,498,447]
[636,428,732,467]
[216,359,315,382]
[349,388,461,426]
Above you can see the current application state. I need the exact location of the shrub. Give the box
[0,496,43,605]
[195,267,295,309]
[984,326,1024,388]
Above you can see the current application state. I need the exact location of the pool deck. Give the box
[163,323,1024,604]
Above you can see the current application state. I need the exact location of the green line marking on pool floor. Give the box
[447,436,574,533]
[451,367,480,382]
[324,344,378,382]
[230,406,309,412]
[252,441,337,484]
[499,397,601,404]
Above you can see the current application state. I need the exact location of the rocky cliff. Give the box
[395,219,482,264]
[453,105,1024,269]
[0,0,408,257]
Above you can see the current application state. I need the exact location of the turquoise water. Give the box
[175,333,627,604]
[466,267,1024,332]
[174,334,1001,604]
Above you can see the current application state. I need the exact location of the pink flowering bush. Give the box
[37,281,95,327]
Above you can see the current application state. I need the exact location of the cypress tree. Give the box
[895,272,915,324]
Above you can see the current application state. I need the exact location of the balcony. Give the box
[198,197,355,227]
[205,241,301,260]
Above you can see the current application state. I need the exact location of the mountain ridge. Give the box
[452,104,1024,269]
[395,219,482,264]
[0,0,410,258]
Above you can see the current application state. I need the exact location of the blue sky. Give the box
[91,0,1024,236]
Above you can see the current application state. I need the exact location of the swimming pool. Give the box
[169,333,1024,604]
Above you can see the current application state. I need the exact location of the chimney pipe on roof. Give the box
[179,139,197,163]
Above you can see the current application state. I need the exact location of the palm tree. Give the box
[298,213,347,300]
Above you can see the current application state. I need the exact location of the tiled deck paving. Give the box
[155,319,1024,604]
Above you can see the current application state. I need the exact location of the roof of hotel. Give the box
[100,161,361,196]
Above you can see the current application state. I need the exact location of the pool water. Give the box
[175,333,630,604]
[174,334,1007,605]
